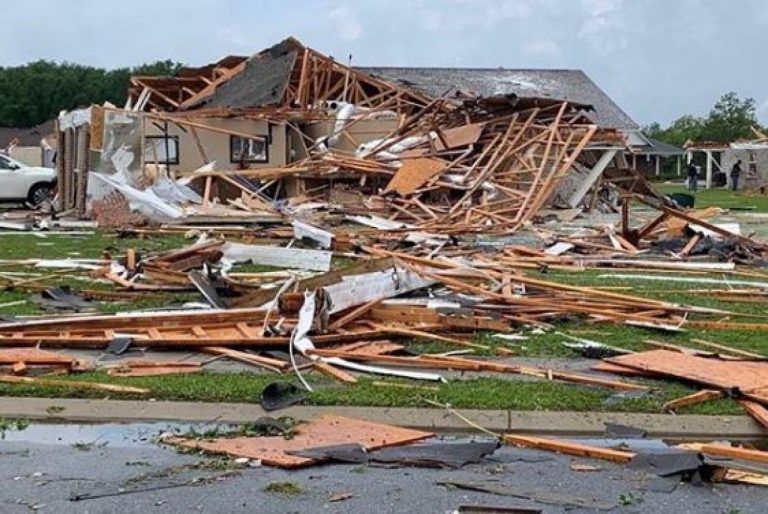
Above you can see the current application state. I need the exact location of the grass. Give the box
[0,229,763,416]
[655,182,768,212]
[0,370,743,415]
[264,481,303,496]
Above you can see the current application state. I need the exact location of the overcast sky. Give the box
[2,0,766,126]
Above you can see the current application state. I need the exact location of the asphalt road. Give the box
[0,422,763,514]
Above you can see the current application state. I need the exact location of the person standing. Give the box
[687,162,699,192]
[731,159,743,191]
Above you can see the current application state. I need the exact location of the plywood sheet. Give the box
[0,348,75,365]
[436,123,485,150]
[607,349,768,403]
[168,414,433,468]
[384,158,446,196]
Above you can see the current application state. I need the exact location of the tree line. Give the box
[0,60,182,128]
[644,92,764,147]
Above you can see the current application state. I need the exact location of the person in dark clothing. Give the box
[731,160,743,191]
[687,163,698,192]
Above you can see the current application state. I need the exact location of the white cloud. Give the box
[523,40,561,59]
[327,5,363,41]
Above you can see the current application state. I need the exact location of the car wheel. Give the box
[27,184,52,207]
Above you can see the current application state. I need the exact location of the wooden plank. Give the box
[328,299,380,332]
[200,346,287,373]
[663,390,724,412]
[695,443,768,466]
[502,434,635,463]
[738,400,768,429]
[690,338,765,359]
[0,375,148,394]
[313,361,357,383]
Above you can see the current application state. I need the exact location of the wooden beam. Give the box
[663,389,724,412]
[502,434,636,463]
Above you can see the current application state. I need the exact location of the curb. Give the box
[0,397,764,438]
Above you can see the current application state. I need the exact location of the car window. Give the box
[0,155,11,169]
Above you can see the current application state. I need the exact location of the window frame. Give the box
[230,135,269,164]
[144,135,180,166]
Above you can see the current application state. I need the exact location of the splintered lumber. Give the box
[107,362,202,377]
[167,414,433,468]
[309,350,644,390]
[691,444,768,466]
[738,400,768,429]
[663,390,724,412]
[328,299,380,331]
[0,375,149,394]
[689,338,765,359]
[502,434,636,463]
[200,346,288,373]
[606,349,768,404]
[0,348,77,367]
[312,361,357,383]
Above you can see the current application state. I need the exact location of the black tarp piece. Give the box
[188,270,228,309]
[290,441,499,468]
[260,381,307,411]
[629,450,716,492]
[454,505,542,514]
[437,480,615,511]
[33,286,93,312]
[106,336,133,355]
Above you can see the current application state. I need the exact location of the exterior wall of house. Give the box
[143,117,288,172]
[722,148,768,189]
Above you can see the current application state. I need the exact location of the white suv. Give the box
[0,153,57,206]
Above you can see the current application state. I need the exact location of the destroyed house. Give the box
[55,37,656,225]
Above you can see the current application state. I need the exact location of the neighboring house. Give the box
[0,120,57,167]
[627,137,685,177]
[685,139,768,189]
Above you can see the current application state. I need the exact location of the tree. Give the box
[648,92,760,147]
[699,91,757,142]
[646,115,704,147]
[0,60,183,128]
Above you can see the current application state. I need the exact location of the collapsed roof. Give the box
[358,67,638,130]
[127,37,635,132]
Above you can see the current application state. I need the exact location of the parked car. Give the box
[0,153,57,206]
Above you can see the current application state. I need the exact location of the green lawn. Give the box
[656,182,768,212]
[0,371,742,416]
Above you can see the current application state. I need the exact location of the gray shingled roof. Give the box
[356,67,638,130]
[636,137,685,156]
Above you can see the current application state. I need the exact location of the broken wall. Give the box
[722,147,768,189]
[143,117,288,171]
